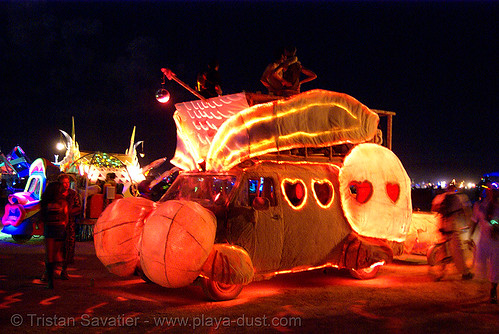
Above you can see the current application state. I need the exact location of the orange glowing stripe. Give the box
[221,138,275,164]
[213,139,351,171]
[214,134,354,171]
[208,114,274,155]
[278,128,361,143]
[209,127,361,171]
[250,160,342,168]
[272,261,384,277]
[211,102,359,158]
[280,178,308,210]
[207,121,219,130]
[274,102,358,120]
[272,263,340,276]
[351,261,385,272]
[311,178,335,209]
[170,151,197,171]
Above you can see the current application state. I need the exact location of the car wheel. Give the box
[349,265,380,280]
[200,277,243,301]
[12,234,32,243]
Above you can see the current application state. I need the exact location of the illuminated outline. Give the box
[311,178,335,209]
[280,178,308,210]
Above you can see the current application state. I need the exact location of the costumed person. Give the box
[58,174,82,280]
[431,183,473,280]
[40,182,68,289]
[196,59,222,98]
[281,46,317,96]
[469,181,499,304]
[260,47,291,96]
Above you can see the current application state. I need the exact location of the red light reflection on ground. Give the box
[39,296,60,305]
[0,292,23,309]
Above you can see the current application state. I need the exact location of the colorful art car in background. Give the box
[1,158,59,242]
[1,122,149,242]
[94,90,413,300]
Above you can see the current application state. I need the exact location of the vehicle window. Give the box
[160,175,236,206]
[248,177,276,207]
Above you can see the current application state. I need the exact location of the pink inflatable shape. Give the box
[2,203,26,227]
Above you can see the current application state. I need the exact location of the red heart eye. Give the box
[348,181,373,204]
[386,183,400,203]
[283,179,307,208]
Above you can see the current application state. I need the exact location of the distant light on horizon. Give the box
[412,178,477,190]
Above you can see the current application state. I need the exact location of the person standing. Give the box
[197,59,222,98]
[40,182,68,289]
[281,46,317,96]
[103,172,118,209]
[58,174,82,280]
[470,182,499,303]
[260,48,290,96]
[431,184,473,280]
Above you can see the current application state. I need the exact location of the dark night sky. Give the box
[0,0,497,183]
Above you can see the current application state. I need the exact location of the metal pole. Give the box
[161,68,207,101]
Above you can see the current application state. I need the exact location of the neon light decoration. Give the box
[206,90,379,172]
[93,88,412,300]
[170,90,379,172]
[170,93,250,171]
[311,178,334,209]
[60,124,146,185]
[281,178,308,210]
[2,158,58,236]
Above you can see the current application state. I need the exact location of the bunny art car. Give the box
[94,90,412,300]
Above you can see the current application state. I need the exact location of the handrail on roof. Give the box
[372,109,396,150]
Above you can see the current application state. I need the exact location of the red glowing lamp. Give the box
[157,68,207,104]
[155,88,170,104]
